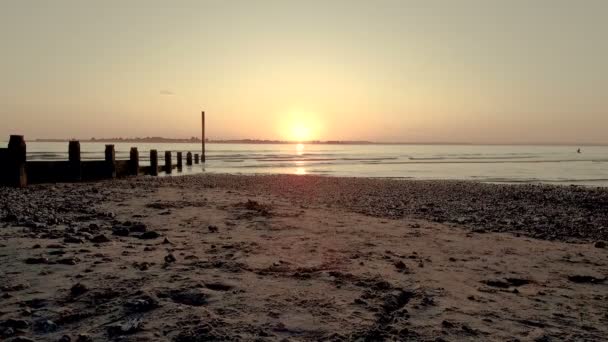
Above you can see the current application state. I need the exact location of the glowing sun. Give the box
[278,109,322,142]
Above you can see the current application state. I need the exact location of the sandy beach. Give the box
[1,174,607,341]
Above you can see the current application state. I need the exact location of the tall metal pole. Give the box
[201,111,206,163]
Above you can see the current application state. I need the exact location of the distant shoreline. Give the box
[27,138,608,146]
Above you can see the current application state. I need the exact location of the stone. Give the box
[76,334,93,342]
[34,319,57,333]
[208,225,219,233]
[394,260,407,270]
[112,227,130,236]
[70,283,88,297]
[164,253,177,263]
[129,223,147,233]
[139,231,160,239]
[25,257,48,264]
[1,319,30,329]
[58,335,71,342]
[90,234,110,243]
[595,241,606,249]
[64,236,84,244]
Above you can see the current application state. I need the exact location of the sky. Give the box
[1,0,607,144]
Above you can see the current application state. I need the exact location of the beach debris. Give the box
[124,295,160,313]
[162,237,172,244]
[208,225,219,233]
[482,278,532,288]
[107,318,143,337]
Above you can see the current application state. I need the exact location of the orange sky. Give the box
[1,0,607,144]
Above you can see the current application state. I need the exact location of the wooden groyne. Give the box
[0,135,201,187]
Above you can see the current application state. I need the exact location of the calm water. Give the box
[17,142,608,186]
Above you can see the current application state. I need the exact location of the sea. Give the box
[19,142,608,187]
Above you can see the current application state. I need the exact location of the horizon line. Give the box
[16,137,608,147]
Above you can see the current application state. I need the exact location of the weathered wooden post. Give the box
[7,135,27,187]
[201,111,206,163]
[129,147,139,176]
[165,151,172,174]
[105,145,116,178]
[150,150,158,176]
[186,152,192,166]
[194,154,199,164]
[176,152,183,169]
[68,140,81,181]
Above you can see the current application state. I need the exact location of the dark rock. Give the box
[208,225,219,233]
[164,253,176,263]
[204,282,234,291]
[112,227,130,236]
[70,283,88,297]
[90,234,110,243]
[64,236,84,244]
[595,241,606,248]
[129,223,147,233]
[1,319,30,329]
[57,335,71,342]
[34,319,57,333]
[139,231,160,239]
[167,289,208,306]
[568,275,606,284]
[75,334,93,342]
[393,260,407,270]
[25,257,48,264]
[56,257,80,266]
[7,337,36,342]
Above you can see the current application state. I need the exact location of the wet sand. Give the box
[1,174,607,341]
